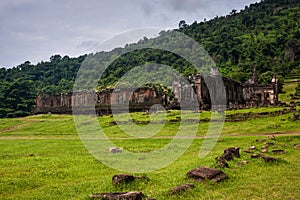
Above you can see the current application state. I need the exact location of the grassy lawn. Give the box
[279,81,299,103]
[0,118,24,131]
[0,108,300,199]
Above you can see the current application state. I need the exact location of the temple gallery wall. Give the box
[35,67,279,115]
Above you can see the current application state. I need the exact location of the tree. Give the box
[50,55,62,63]
[0,79,36,118]
[179,20,187,29]
[230,9,237,15]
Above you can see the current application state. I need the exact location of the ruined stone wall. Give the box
[72,91,95,106]
[35,87,164,115]
[243,84,278,107]
[35,74,279,114]
[35,93,72,114]
[173,75,245,110]
[223,77,245,109]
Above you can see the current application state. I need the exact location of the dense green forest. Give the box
[0,0,299,117]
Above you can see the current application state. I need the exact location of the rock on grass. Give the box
[112,174,148,185]
[171,184,194,194]
[90,191,144,200]
[187,166,227,182]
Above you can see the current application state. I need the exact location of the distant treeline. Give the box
[0,0,299,117]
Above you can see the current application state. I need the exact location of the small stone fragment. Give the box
[268,135,276,140]
[112,174,148,185]
[109,147,122,154]
[271,149,285,154]
[21,153,35,157]
[261,148,268,153]
[216,159,229,168]
[236,160,249,167]
[187,166,228,182]
[243,150,253,154]
[251,154,262,158]
[255,138,266,142]
[224,147,240,158]
[294,144,300,149]
[242,160,249,164]
[264,142,274,147]
[293,113,299,121]
[248,145,256,150]
[90,192,144,200]
[219,151,233,161]
[109,121,117,126]
[171,184,194,194]
[215,147,240,168]
[261,156,277,163]
[112,174,135,185]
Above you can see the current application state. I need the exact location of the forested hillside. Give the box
[181,0,300,83]
[0,55,86,117]
[0,0,299,117]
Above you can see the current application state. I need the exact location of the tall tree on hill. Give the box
[0,79,36,118]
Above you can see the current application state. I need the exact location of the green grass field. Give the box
[279,81,299,103]
[1,108,300,199]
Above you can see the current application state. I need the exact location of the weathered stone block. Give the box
[261,156,277,163]
[187,166,228,182]
[271,149,285,154]
[294,144,300,149]
[171,184,194,194]
[251,154,262,158]
[112,174,135,185]
[90,191,144,200]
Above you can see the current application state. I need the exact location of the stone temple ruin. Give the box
[173,66,278,110]
[35,67,279,114]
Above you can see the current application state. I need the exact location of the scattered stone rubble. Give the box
[249,135,290,163]
[90,134,297,199]
[90,192,144,200]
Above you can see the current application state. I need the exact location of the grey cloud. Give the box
[77,40,101,51]
[0,0,259,68]
[162,0,209,12]
[141,2,155,16]
[160,0,258,14]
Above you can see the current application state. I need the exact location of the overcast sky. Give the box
[0,0,259,68]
